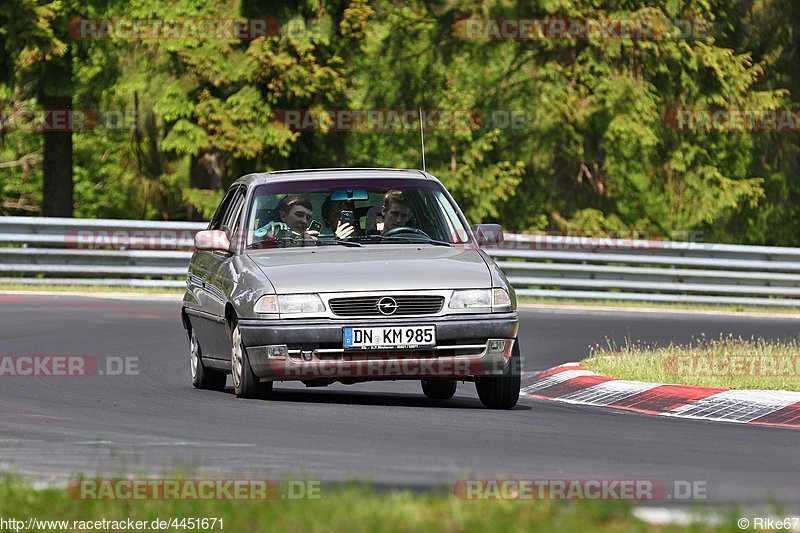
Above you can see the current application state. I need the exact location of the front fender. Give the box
[478,248,517,309]
[227,254,277,319]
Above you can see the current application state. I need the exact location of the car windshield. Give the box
[245,177,471,249]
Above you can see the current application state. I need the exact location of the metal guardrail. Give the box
[1,216,799,306]
[0,217,202,289]
[486,235,800,307]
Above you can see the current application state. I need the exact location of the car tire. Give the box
[230,320,273,399]
[421,379,457,400]
[190,328,227,391]
[475,340,521,409]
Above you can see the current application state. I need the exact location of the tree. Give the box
[2,0,799,247]
[1,0,70,215]
[344,1,784,240]
[707,0,800,244]
[1,0,121,217]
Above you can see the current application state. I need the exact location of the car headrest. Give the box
[364,205,382,232]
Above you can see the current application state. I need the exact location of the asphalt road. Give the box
[1,294,799,508]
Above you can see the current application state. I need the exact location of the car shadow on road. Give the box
[223,387,531,410]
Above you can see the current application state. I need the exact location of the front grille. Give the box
[329,295,445,317]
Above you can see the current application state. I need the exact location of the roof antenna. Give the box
[419,107,426,172]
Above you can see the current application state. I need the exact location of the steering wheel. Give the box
[382,226,430,239]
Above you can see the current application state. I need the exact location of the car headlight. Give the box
[255,294,325,315]
[449,289,512,312]
[449,289,491,309]
[278,294,325,314]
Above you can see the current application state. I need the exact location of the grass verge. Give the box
[0,476,743,532]
[518,296,800,316]
[582,336,800,391]
[0,283,183,295]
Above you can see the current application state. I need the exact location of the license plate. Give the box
[343,326,436,350]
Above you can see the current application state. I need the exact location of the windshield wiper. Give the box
[249,235,364,249]
[282,236,364,248]
[359,235,452,247]
[324,239,364,248]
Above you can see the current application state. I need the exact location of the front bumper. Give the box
[237,313,518,381]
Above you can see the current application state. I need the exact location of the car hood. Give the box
[246,244,491,294]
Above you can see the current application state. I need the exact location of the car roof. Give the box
[231,168,433,188]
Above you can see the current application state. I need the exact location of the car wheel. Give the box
[190,328,227,391]
[475,340,521,409]
[230,320,273,399]
[421,379,457,400]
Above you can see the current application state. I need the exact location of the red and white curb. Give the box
[521,363,800,429]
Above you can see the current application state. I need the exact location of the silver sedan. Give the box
[181,168,521,408]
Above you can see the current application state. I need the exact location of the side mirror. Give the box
[195,230,231,252]
[471,224,504,247]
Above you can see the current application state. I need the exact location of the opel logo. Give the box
[377,297,399,315]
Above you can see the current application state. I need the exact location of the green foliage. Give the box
[161,119,208,156]
[182,187,223,219]
[436,131,525,223]
[72,132,141,218]
[568,209,627,233]
[1,0,799,243]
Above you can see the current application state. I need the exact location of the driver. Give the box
[381,190,412,233]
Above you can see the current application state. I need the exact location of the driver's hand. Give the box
[335,223,355,239]
[254,221,289,238]
[304,230,320,240]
